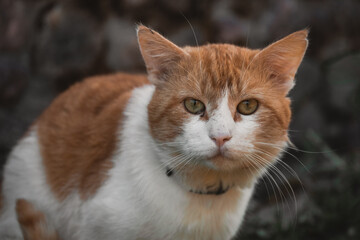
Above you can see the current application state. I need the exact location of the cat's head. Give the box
[137,25,308,191]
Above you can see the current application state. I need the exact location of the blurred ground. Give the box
[1,0,360,239]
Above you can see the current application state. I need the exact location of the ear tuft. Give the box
[258,29,309,94]
[137,25,187,84]
[136,24,153,35]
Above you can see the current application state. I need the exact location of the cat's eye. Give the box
[237,99,259,115]
[184,98,205,115]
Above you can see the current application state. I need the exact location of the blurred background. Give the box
[0,0,359,239]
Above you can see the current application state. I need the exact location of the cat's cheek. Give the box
[177,117,217,158]
[226,115,258,155]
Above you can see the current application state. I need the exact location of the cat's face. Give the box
[138,26,307,175]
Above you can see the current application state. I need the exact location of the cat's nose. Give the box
[211,135,232,147]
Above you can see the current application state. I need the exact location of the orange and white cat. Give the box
[0,25,308,240]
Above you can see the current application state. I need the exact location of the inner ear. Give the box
[137,25,188,85]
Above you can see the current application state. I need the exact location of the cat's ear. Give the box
[257,29,308,94]
[137,25,187,84]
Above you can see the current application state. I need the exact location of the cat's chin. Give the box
[207,154,253,172]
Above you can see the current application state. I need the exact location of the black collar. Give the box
[166,168,229,196]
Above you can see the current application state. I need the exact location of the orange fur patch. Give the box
[37,73,149,200]
[16,199,60,240]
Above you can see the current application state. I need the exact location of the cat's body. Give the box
[0,26,308,240]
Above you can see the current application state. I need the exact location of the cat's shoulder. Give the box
[36,73,149,200]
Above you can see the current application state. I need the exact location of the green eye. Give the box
[184,98,205,115]
[237,99,259,115]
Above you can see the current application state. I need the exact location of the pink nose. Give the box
[211,135,232,147]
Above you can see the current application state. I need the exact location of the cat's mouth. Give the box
[207,146,232,160]
[208,148,236,161]
[212,148,225,157]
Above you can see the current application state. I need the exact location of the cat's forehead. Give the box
[179,44,262,101]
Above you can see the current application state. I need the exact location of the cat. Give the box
[0,25,308,240]
[15,199,60,240]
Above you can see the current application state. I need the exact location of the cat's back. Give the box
[36,73,149,200]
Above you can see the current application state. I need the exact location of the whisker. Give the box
[246,154,282,212]
[240,154,273,203]
[251,153,298,222]
[252,147,304,190]
[255,142,310,173]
